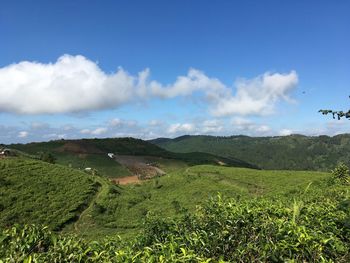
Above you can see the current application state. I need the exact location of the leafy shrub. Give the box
[0,224,208,262]
[331,163,350,184]
[1,164,349,262]
[1,188,349,262]
[139,193,350,262]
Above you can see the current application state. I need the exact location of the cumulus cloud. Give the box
[149,68,228,99]
[0,54,298,116]
[201,119,224,133]
[167,123,195,134]
[232,117,271,135]
[279,129,293,136]
[0,55,136,114]
[212,71,298,116]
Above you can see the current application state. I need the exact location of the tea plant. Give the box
[0,158,97,230]
[331,163,350,184]
[2,181,349,262]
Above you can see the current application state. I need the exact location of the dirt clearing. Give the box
[110,176,141,185]
[111,155,166,185]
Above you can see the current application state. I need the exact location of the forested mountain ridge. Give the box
[151,134,350,171]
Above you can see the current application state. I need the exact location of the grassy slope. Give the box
[53,152,131,178]
[2,168,349,262]
[151,134,350,171]
[74,165,329,240]
[0,157,97,230]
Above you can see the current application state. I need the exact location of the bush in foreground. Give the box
[1,184,349,262]
[331,163,350,185]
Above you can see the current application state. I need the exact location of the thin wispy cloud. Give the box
[80,127,108,136]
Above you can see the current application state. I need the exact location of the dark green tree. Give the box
[319,96,350,120]
[39,152,56,164]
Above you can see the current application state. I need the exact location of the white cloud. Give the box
[80,127,107,135]
[43,133,66,139]
[256,125,271,133]
[164,120,223,136]
[167,123,195,134]
[212,71,298,116]
[18,131,28,138]
[279,129,293,136]
[201,119,224,133]
[0,54,298,116]
[0,55,136,114]
[303,119,350,136]
[109,118,123,127]
[232,117,271,135]
[91,127,107,135]
[109,118,137,128]
[149,68,228,99]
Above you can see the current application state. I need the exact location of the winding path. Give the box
[74,175,110,232]
[73,157,168,231]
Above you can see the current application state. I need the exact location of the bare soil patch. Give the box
[110,176,141,185]
[112,155,166,184]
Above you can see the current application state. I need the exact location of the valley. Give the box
[1,137,349,261]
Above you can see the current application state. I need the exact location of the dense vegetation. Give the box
[1,179,349,262]
[0,158,97,230]
[152,134,350,171]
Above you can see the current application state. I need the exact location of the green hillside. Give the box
[65,165,329,240]
[151,134,350,171]
[9,137,257,178]
[0,158,97,230]
[2,139,349,261]
[2,164,349,262]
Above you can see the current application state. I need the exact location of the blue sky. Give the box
[0,0,349,143]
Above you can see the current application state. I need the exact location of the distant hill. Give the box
[150,134,350,171]
[9,137,257,177]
